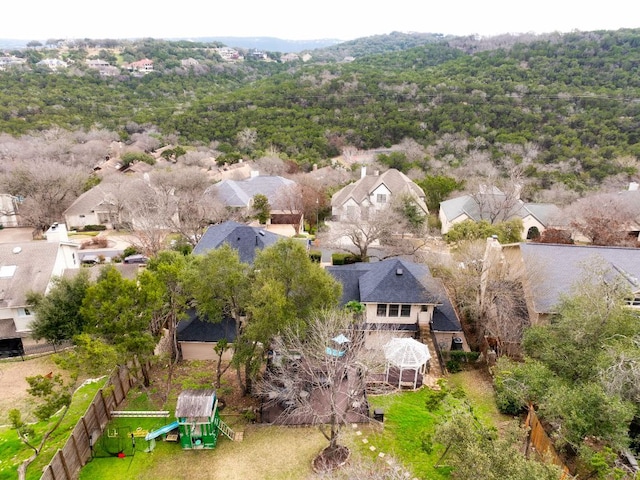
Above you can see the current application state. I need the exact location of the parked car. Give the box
[123,254,149,264]
[81,254,99,265]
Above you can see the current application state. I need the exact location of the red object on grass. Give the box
[117,452,125,458]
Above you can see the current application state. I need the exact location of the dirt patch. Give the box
[0,356,64,424]
[145,359,259,415]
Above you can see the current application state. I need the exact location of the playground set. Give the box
[94,389,236,458]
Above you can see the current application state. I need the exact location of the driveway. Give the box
[0,227,34,243]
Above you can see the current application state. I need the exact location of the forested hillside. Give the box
[1,29,639,194]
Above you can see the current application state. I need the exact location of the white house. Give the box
[0,225,80,356]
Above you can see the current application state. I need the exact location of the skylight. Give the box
[0,265,17,278]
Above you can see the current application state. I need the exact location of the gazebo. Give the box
[383,338,431,390]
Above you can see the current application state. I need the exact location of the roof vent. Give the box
[396,268,403,275]
[12,246,22,254]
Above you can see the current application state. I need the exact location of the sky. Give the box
[4,0,639,41]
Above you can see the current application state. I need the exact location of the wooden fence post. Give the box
[58,450,72,480]
[71,433,83,468]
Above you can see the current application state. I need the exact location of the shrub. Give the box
[331,253,362,265]
[82,224,107,231]
[446,359,462,373]
[309,250,322,263]
[121,151,155,167]
[123,246,140,257]
[425,388,448,410]
[449,351,480,363]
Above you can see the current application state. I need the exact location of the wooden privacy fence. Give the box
[39,358,145,480]
[524,404,571,479]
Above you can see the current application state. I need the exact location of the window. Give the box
[377,304,387,316]
[400,305,411,317]
[388,304,400,317]
[376,194,387,204]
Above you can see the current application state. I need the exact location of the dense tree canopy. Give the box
[1,29,639,193]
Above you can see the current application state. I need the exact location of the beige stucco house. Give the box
[439,191,560,240]
[331,167,428,221]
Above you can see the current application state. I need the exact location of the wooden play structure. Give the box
[111,389,237,452]
[175,389,236,450]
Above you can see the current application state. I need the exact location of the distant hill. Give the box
[0,39,31,50]
[0,37,344,53]
[184,37,343,53]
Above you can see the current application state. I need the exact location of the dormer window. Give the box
[376,194,387,203]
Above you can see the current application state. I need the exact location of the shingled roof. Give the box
[0,242,61,308]
[192,221,285,263]
[326,258,462,332]
[331,169,428,211]
[176,309,237,343]
[520,243,640,315]
[440,193,559,226]
[207,175,294,208]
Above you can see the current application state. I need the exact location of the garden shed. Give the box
[383,338,431,390]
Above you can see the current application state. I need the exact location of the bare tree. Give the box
[119,178,172,255]
[323,202,427,261]
[565,193,638,246]
[0,160,88,233]
[256,310,385,467]
[467,169,525,224]
[322,209,395,260]
[236,127,258,152]
[149,168,222,246]
[430,238,542,354]
[273,183,305,234]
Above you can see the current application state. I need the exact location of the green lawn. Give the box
[76,369,508,479]
[0,378,106,480]
[362,370,510,479]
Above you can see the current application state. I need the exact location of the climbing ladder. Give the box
[214,417,237,441]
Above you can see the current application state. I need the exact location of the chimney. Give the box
[360,165,367,179]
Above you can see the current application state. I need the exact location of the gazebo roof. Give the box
[383,338,431,369]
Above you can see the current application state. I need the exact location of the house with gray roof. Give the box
[206,172,302,231]
[331,167,428,221]
[439,191,560,240]
[63,181,125,230]
[326,258,467,350]
[177,310,237,361]
[182,221,285,360]
[193,221,285,264]
[0,236,80,357]
[485,239,640,325]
